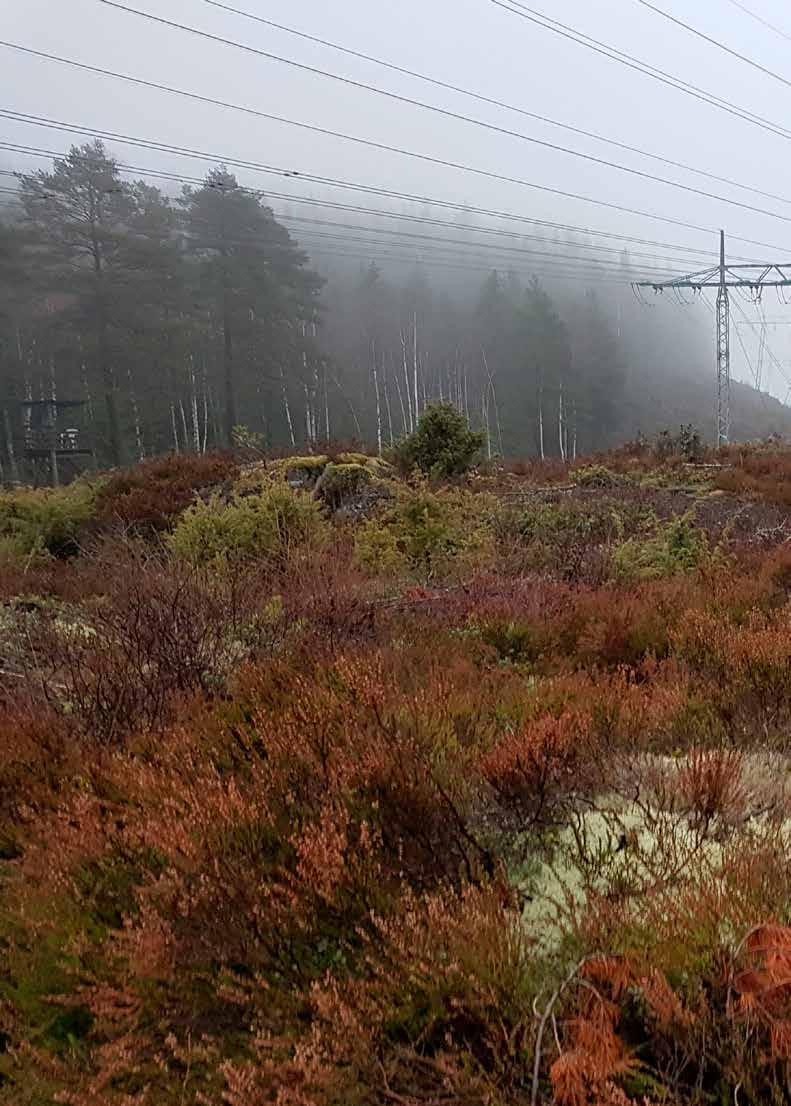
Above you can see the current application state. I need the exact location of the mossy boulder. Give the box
[236,453,394,506]
[316,462,373,509]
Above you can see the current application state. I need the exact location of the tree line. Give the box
[0,140,785,477]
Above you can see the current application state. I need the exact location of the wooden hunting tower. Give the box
[20,399,93,486]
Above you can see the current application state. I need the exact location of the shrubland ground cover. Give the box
[4,427,791,1103]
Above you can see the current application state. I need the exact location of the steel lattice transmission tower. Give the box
[634,230,791,446]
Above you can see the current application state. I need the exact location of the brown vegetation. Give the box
[2,440,791,1104]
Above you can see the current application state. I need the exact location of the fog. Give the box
[3,0,791,464]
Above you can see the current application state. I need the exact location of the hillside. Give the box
[618,360,791,445]
[3,428,791,1104]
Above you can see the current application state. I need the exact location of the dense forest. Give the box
[1,141,788,478]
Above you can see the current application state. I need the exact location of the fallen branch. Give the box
[531,957,589,1106]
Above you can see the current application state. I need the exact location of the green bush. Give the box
[612,513,711,581]
[391,404,485,479]
[515,499,630,544]
[355,484,498,580]
[168,484,329,567]
[0,482,97,561]
[572,464,622,488]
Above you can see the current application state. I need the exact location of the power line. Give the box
[2,138,741,260]
[731,294,791,389]
[275,214,682,273]
[7,105,791,258]
[293,243,635,285]
[157,0,791,211]
[91,4,791,225]
[722,0,791,46]
[2,159,679,280]
[0,154,705,270]
[492,0,791,141]
[635,0,791,91]
[278,226,680,278]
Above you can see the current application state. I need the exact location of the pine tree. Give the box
[18,141,137,466]
[521,278,572,458]
[179,168,322,446]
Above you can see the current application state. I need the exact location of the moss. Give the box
[318,462,373,508]
[268,455,329,482]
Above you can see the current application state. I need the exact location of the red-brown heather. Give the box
[6,438,791,1104]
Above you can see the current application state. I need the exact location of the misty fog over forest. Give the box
[3,0,791,470]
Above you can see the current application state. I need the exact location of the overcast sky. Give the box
[4,0,791,398]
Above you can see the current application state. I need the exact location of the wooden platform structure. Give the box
[21,399,94,485]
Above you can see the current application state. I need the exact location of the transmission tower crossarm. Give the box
[634,262,791,289]
[632,230,791,447]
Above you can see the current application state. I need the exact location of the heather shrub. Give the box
[612,514,711,581]
[168,483,329,567]
[516,499,628,543]
[10,445,791,1104]
[239,884,537,1106]
[0,481,97,561]
[391,402,485,478]
[23,542,283,739]
[715,445,791,506]
[573,463,623,488]
[355,483,498,580]
[94,450,238,530]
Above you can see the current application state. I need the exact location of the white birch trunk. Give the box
[394,369,408,436]
[412,310,419,424]
[201,359,210,453]
[189,357,200,453]
[482,385,492,460]
[128,365,145,461]
[323,362,330,442]
[280,365,296,448]
[572,402,578,460]
[178,399,189,457]
[538,379,545,461]
[558,379,566,462]
[400,330,413,432]
[383,352,394,447]
[372,340,382,456]
[3,407,19,484]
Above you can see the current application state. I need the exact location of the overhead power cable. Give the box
[0,138,738,259]
[731,295,791,389]
[275,214,684,272]
[2,158,682,279]
[635,0,791,91]
[275,226,680,277]
[722,0,791,46]
[294,243,637,285]
[2,146,715,264]
[6,106,791,256]
[2,117,785,259]
[91,4,791,224]
[140,0,791,210]
[1,153,711,270]
[491,0,791,141]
